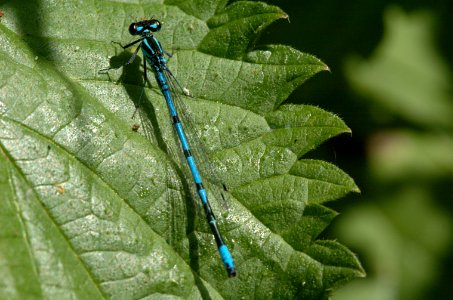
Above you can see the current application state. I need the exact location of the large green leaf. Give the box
[0,0,363,299]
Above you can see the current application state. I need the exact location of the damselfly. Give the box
[100,19,236,277]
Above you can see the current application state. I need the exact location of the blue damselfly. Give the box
[101,19,236,277]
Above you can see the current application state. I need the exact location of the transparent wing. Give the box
[132,87,188,253]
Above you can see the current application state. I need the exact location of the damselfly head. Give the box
[129,19,161,36]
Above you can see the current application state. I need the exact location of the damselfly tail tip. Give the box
[227,267,237,278]
[219,245,236,277]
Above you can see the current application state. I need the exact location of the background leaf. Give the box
[0,0,362,299]
[334,8,452,300]
[257,0,451,299]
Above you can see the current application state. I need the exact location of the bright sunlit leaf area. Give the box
[0,1,363,299]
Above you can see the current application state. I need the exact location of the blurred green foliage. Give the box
[259,0,452,299]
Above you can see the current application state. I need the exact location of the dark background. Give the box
[256,1,451,299]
